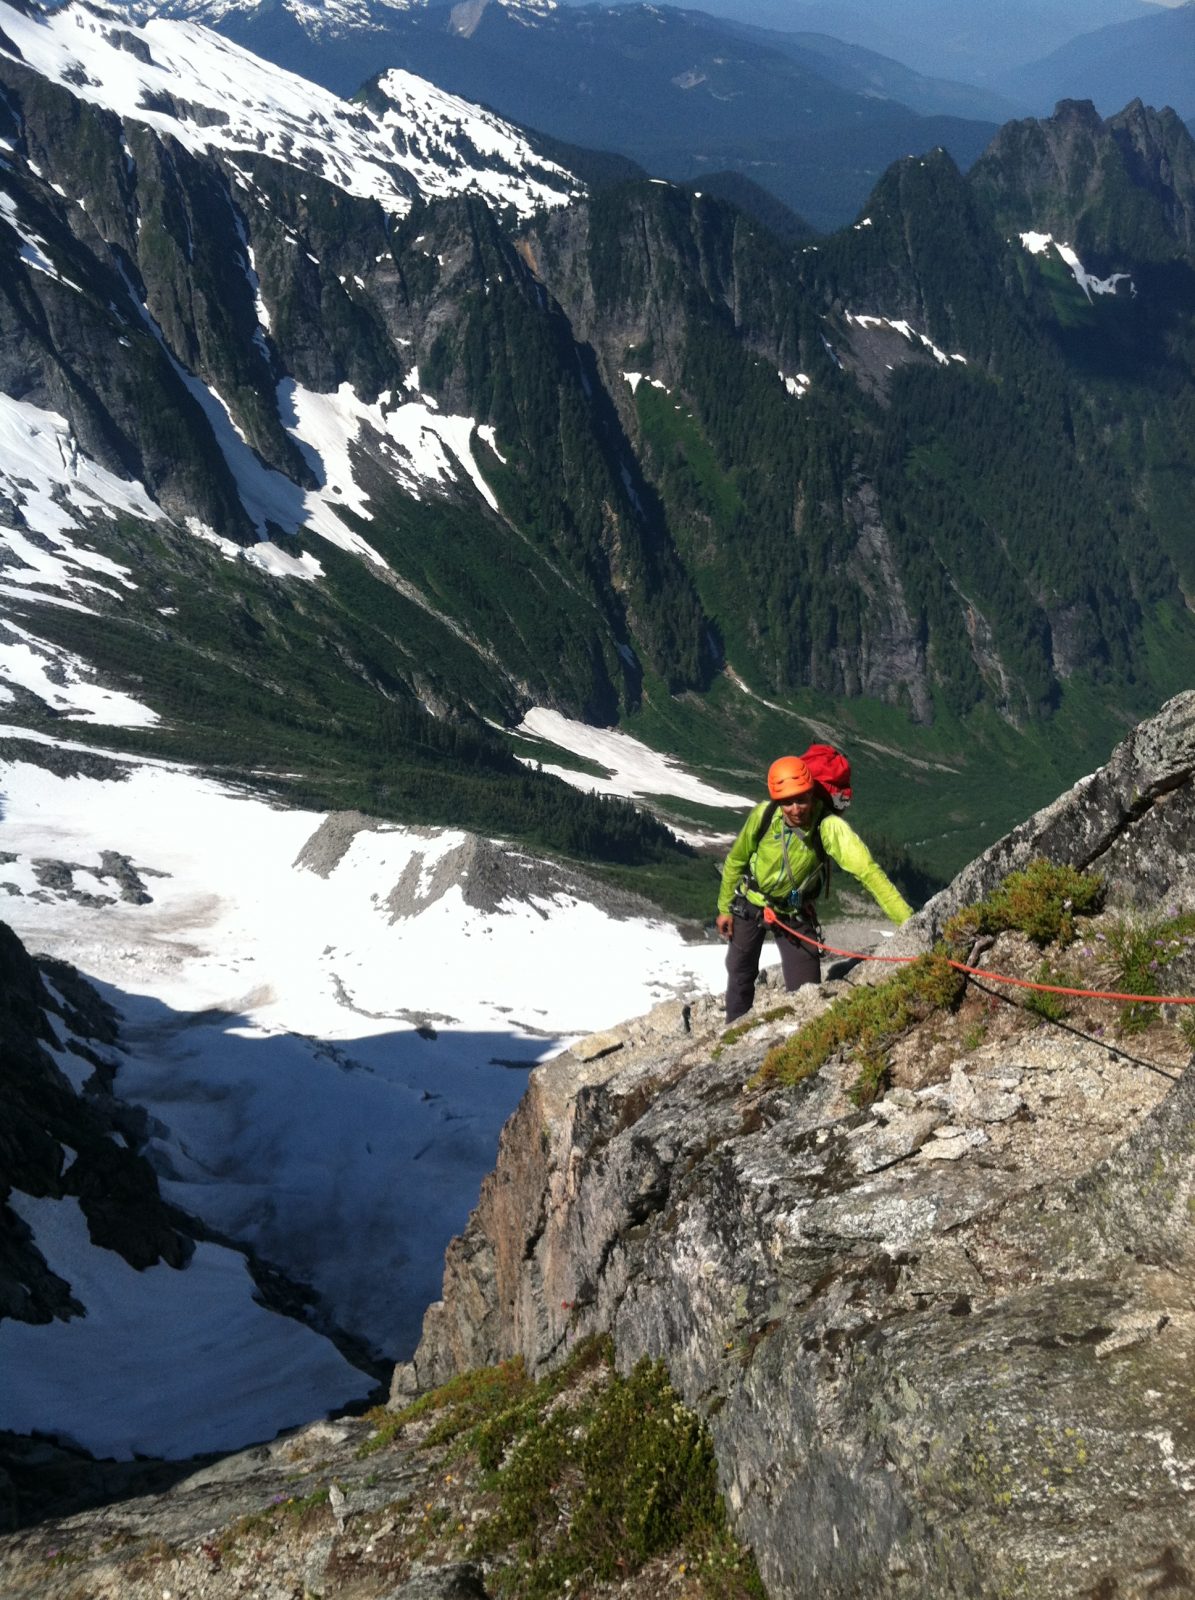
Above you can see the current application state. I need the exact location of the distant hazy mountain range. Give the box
[640,0,1168,82]
[130,0,1006,231]
[1004,0,1195,119]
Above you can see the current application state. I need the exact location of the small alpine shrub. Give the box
[754,953,965,1099]
[473,1353,764,1600]
[944,860,1103,949]
[359,1358,532,1457]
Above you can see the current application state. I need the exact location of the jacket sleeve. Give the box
[820,817,914,924]
[717,803,767,916]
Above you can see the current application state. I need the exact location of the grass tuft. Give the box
[713,1004,797,1057]
[1102,910,1195,1033]
[1021,961,1070,1023]
[753,953,965,1104]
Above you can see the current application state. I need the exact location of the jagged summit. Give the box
[0,0,579,215]
[970,94,1195,258]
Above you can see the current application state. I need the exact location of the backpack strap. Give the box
[746,801,832,903]
[751,799,779,850]
[807,818,831,901]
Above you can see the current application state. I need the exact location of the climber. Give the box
[715,755,914,1022]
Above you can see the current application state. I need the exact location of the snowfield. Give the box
[0,734,734,1457]
[513,706,753,808]
[1019,231,1134,300]
[0,1195,372,1461]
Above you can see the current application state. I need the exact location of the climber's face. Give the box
[779,790,815,828]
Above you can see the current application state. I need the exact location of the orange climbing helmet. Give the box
[767,756,813,800]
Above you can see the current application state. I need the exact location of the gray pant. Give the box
[725,902,820,1022]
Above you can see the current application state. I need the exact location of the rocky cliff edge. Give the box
[397,691,1195,1598]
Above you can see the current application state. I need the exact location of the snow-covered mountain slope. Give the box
[140,0,435,38]
[0,377,506,597]
[0,0,687,741]
[0,1194,375,1459]
[0,0,578,215]
[135,0,553,41]
[0,732,731,1393]
[133,0,1001,230]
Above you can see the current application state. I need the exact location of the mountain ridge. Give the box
[131,0,1005,231]
[2,1,1194,891]
[1003,0,1195,119]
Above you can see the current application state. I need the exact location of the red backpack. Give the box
[801,744,852,811]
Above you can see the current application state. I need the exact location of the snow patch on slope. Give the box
[514,706,752,807]
[1018,231,1134,300]
[139,0,467,42]
[0,191,83,293]
[845,311,967,365]
[0,1193,371,1460]
[623,371,670,394]
[0,620,159,724]
[0,394,162,558]
[373,68,578,212]
[279,379,503,538]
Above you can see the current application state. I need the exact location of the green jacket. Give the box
[717,800,913,924]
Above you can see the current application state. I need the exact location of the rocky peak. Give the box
[1108,98,1195,252]
[902,688,1195,944]
[970,94,1195,262]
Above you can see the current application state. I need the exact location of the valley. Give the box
[0,1,1192,1588]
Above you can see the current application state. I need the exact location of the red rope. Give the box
[760,906,1195,1006]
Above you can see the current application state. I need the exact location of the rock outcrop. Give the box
[397,691,1195,1598]
[0,920,195,1323]
[292,812,665,922]
[905,687,1195,941]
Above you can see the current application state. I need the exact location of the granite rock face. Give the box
[399,694,1195,1598]
[903,689,1195,942]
